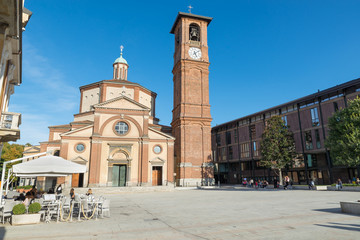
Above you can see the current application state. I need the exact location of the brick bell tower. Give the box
[170,12,214,186]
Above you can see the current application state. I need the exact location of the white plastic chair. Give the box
[81,199,92,218]
[99,199,110,218]
[1,201,16,223]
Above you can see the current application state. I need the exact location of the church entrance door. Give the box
[152,166,162,186]
[71,173,84,187]
[72,173,79,187]
[112,165,127,187]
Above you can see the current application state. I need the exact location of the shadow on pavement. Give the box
[313,207,343,214]
[0,226,6,240]
[314,222,360,232]
[197,187,276,192]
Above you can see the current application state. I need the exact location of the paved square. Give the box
[1,188,359,239]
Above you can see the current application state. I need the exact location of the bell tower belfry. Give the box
[170,12,214,186]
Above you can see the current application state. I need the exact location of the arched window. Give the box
[189,23,200,42]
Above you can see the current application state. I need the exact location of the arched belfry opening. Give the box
[189,23,200,42]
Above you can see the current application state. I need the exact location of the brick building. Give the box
[212,78,360,185]
[40,49,175,188]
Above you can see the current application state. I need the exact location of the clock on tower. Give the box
[170,12,214,187]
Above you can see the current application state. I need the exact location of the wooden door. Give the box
[152,170,158,186]
[152,167,162,186]
[157,168,162,185]
[72,173,79,187]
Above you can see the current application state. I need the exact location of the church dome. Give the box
[114,55,128,65]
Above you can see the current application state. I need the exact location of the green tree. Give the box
[260,116,296,185]
[325,97,360,174]
[0,142,24,179]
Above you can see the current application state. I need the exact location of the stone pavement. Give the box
[1,188,359,240]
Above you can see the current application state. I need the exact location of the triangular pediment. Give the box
[92,95,150,111]
[61,124,93,137]
[70,156,88,165]
[149,157,166,164]
[23,146,41,154]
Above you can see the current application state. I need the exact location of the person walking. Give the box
[284,176,290,190]
[309,179,315,190]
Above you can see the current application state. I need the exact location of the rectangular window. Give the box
[307,154,317,167]
[305,131,313,150]
[315,129,321,149]
[241,161,252,171]
[310,107,320,126]
[240,143,250,158]
[253,141,259,157]
[282,115,288,126]
[234,130,238,143]
[221,148,226,161]
[250,125,256,139]
[228,146,233,160]
[333,102,339,111]
[226,132,231,145]
[216,134,221,145]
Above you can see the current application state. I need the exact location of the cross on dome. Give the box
[188,5,193,13]
[113,45,129,80]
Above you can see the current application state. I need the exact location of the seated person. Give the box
[23,192,33,206]
[56,184,63,194]
[86,188,92,196]
[70,188,75,200]
[15,193,25,201]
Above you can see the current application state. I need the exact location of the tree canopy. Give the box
[260,116,296,184]
[326,97,360,167]
[0,142,24,178]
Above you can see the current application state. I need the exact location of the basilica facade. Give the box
[40,50,175,187]
[39,11,215,188]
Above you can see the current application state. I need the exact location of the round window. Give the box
[115,121,129,135]
[154,145,162,154]
[76,143,85,152]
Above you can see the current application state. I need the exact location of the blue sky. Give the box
[11,0,360,145]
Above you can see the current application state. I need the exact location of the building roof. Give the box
[79,79,157,97]
[170,12,213,34]
[213,77,360,129]
[114,54,128,65]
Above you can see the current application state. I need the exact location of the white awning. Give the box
[12,155,87,177]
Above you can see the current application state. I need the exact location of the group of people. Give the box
[14,187,45,206]
[242,178,269,188]
[69,188,93,201]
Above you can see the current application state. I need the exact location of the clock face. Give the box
[188,47,202,60]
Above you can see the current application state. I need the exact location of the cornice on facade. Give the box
[79,79,157,98]
[213,77,360,131]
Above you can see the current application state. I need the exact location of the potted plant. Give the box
[16,185,33,193]
[11,203,42,225]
